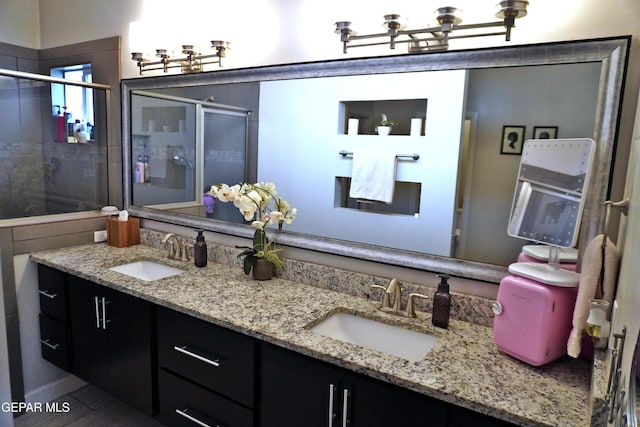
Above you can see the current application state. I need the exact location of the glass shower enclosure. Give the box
[0,68,110,221]
[130,91,250,220]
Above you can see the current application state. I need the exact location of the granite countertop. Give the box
[31,243,593,427]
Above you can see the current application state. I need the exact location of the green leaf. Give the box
[243,253,257,275]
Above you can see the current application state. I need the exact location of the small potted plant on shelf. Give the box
[376,113,398,136]
[208,182,297,280]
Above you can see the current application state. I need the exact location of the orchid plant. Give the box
[209,182,297,275]
[377,113,398,127]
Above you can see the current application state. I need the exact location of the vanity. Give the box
[31,238,595,427]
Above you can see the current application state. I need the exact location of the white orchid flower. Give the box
[269,211,284,223]
[217,183,241,202]
[284,207,297,224]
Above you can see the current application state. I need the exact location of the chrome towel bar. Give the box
[338,150,419,161]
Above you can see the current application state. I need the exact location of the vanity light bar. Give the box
[335,1,528,54]
[131,41,230,75]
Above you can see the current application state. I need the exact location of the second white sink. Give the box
[109,260,185,282]
[309,312,438,362]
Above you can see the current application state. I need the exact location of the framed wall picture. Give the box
[533,126,558,139]
[500,125,526,155]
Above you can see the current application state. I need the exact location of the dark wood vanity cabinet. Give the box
[67,275,154,415]
[156,307,255,426]
[36,265,516,426]
[261,343,447,427]
[37,265,72,370]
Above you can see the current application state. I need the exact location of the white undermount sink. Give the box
[309,312,438,362]
[108,260,185,282]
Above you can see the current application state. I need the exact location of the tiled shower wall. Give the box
[0,37,121,403]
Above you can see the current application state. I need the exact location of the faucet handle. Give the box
[371,285,391,309]
[181,243,193,262]
[405,293,430,318]
[163,239,176,259]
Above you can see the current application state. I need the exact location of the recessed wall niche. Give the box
[335,177,422,216]
[340,99,428,135]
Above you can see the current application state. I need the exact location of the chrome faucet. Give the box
[371,279,429,318]
[161,233,190,261]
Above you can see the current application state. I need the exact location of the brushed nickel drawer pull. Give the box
[94,296,101,329]
[342,389,349,427]
[328,384,336,427]
[173,345,220,367]
[175,408,214,427]
[41,339,59,350]
[38,289,58,299]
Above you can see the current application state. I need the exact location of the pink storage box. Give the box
[493,275,578,366]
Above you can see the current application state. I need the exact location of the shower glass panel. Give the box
[0,70,109,220]
[131,94,197,206]
[202,108,249,222]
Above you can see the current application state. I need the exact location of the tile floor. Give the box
[14,385,161,427]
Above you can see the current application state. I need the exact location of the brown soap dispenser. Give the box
[432,274,451,329]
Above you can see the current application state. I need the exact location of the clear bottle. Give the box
[136,155,145,183]
[143,155,150,182]
[194,229,208,267]
[432,274,451,329]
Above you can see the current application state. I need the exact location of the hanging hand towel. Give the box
[567,234,620,358]
[349,150,398,204]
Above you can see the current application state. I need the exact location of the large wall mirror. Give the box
[122,37,629,283]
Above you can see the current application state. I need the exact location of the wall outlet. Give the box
[94,230,108,242]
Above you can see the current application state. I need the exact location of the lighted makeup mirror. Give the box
[507,138,595,286]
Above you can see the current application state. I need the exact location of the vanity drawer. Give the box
[39,314,71,371]
[157,369,253,427]
[38,264,68,322]
[157,307,255,407]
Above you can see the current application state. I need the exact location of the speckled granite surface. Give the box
[142,229,497,327]
[31,242,595,427]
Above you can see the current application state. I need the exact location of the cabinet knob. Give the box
[491,301,503,315]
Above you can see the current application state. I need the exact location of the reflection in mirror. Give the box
[131,91,251,220]
[122,38,629,283]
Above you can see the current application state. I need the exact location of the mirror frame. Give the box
[122,36,630,283]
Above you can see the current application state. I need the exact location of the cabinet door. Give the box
[448,406,517,427]
[344,373,446,427]
[68,276,154,415]
[69,276,110,388]
[103,287,154,415]
[38,264,69,322]
[158,369,253,427]
[39,313,71,370]
[157,307,254,407]
[261,343,341,427]
[261,343,448,427]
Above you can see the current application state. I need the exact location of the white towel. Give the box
[567,234,620,358]
[349,150,397,204]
